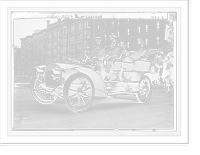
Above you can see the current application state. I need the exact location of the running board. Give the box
[107,91,138,96]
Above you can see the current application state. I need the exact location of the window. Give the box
[54,40,57,46]
[117,19,120,26]
[103,33,106,41]
[145,38,148,45]
[78,22,83,30]
[70,35,75,42]
[126,28,130,36]
[146,24,148,32]
[157,36,160,45]
[85,21,90,28]
[70,44,75,50]
[59,47,63,53]
[85,41,90,48]
[103,22,106,30]
[70,25,75,32]
[48,42,51,48]
[43,58,46,64]
[77,43,83,49]
[59,29,63,36]
[157,21,160,29]
[85,31,90,38]
[117,30,119,38]
[126,41,130,49]
[53,48,57,54]
[48,50,51,54]
[137,25,141,34]
[111,20,115,28]
[63,27,67,35]
[78,32,83,40]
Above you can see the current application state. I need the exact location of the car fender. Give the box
[76,67,108,97]
[63,67,107,98]
[132,71,152,81]
[142,72,153,83]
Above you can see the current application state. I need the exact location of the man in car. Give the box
[130,38,149,61]
[105,34,121,80]
[92,36,106,73]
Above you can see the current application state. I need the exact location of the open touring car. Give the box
[31,50,152,112]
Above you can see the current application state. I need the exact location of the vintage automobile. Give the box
[31,49,153,112]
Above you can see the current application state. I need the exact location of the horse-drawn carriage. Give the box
[31,50,152,112]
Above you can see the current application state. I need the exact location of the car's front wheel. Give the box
[64,74,94,112]
[31,75,57,104]
[136,75,152,103]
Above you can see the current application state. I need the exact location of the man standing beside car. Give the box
[105,34,121,80]
[92,36,106,73]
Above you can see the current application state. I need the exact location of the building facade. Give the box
[20,35,34,73]
[95,18,170,54]
[19,18,95,71]
[14,46,22,76]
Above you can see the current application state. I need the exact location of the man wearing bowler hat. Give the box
[92,36,106,73]
[105,34,121,80]
[131,38,149,60]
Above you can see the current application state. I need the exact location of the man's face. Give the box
[95,40,101,45]
[122,46,126,50]
[110,39,116,44]
[138,43,144,49]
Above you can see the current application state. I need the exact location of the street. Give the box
[13,87,174,130]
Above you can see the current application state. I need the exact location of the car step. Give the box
[107,91,138,96]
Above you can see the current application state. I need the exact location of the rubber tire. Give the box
[64,73,95,113]
[136,75,152,103]
[31,76,57,104]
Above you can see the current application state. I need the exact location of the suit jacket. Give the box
[92,45,106,60]
[106,44,121,61]
[132,48,149,60]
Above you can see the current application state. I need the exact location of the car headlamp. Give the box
[47,68,61,80]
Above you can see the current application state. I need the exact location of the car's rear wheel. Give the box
[64,74,94,112]
[31,75,57,104]
[136,75,152,103]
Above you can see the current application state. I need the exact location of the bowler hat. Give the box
[138,38,144,44]
[109,34,117,39]
[94,36,102,41]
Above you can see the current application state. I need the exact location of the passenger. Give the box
[130,41,149,61]
[105,35,121,80]
[92,36,106,73]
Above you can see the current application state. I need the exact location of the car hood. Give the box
[44,63,79,72]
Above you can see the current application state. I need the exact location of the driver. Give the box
[92,36,106,73]
[104,33,123,80]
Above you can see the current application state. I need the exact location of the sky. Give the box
[13,18,57,47]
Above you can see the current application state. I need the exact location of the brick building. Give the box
[95,18,170,54]
[21,19,95,73]
[20,35,34,73]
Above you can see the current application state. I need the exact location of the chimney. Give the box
[47,20,50,27]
